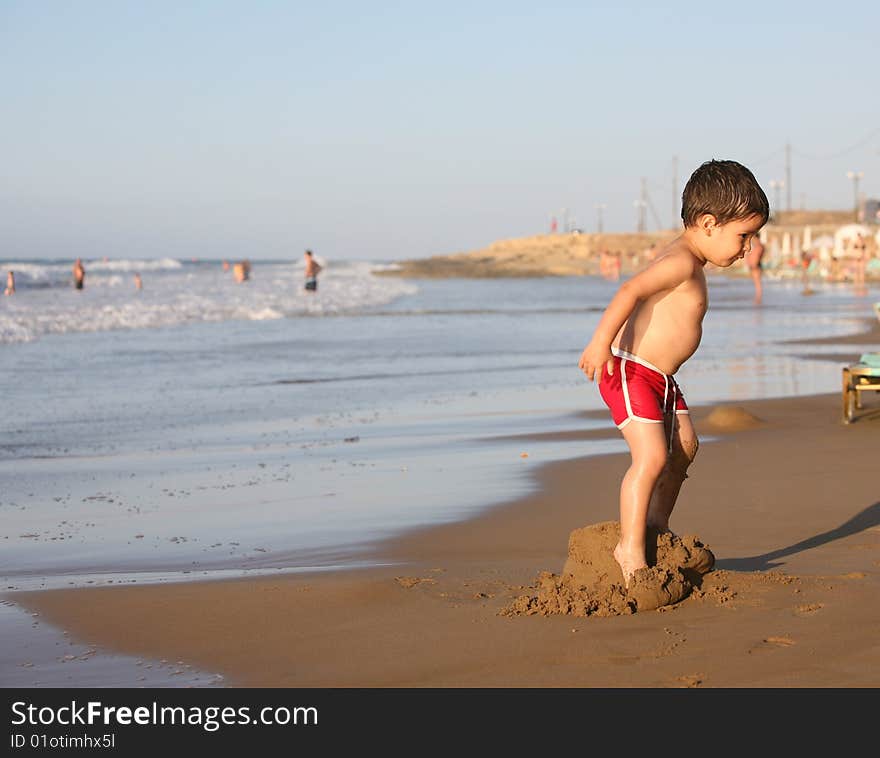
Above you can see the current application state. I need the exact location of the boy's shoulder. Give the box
[647,239,703,277]
[655,235,696,258]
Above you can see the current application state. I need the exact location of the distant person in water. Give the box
[744,233,765,304]
[4,270,15,296]
[134,273,142,291]
[852,233,867,290]
[233,260,251,283]
[73,258,85,290]
[304,249,322,292]
[610,250,621,281]
[800,249,815,295]
[222,260,230,272]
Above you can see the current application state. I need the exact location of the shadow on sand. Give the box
[715,501,880,572]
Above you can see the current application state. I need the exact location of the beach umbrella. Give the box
[835,223,871,243]
[810,234,835,250]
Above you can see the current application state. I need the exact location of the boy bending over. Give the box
[578,159,769,586]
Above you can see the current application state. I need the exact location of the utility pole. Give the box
[595,204,606,234]
[671,155,679,229]
[785,141,792,211]
[847,171,864,221]
[769,180,785,216]
[636,177,647,233]
[645,191,663,231]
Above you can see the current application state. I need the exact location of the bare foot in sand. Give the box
[613,542,647,589]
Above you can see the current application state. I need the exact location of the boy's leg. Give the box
[646,413,698,533]
[615,420,669,586]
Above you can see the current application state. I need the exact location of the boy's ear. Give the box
[697,213,718,236]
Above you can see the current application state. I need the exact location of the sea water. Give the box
[1,258,877,590]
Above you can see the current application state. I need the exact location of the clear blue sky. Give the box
[2,1,878,261]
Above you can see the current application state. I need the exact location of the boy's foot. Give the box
[613,542,647,589]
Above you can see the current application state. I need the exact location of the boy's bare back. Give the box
[580,211,764,382]
[612,241,707,376]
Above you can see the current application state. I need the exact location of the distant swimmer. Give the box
[233,260,251,283]
[4,270,14,296]
[73,258,85,290]
[800,249,815,295]
[304,249,322,292]
[222,260,230,272]
[744,233,765,304]
[853,233,867,290]
[134,273,142,290]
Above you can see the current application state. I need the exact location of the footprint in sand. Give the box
[395,576,436,589]
[756,636,796,650]
[675,673,705,688]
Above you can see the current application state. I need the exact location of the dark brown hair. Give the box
[681,160,769,227]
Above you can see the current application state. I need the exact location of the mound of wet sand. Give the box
[704,406,764,431]
[503,521,715,617]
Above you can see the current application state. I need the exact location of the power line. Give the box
[791,127,880,160]
[750,146,787,166]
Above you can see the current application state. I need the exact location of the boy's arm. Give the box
[578,252,694,381]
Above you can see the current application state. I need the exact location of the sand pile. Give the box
[704,406,764,432]
[503,521,715,617]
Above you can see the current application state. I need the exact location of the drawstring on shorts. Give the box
[661,374,677,454]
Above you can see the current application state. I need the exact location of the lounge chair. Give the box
[842,352,880,423]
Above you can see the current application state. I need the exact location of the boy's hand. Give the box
[578,343,614,382]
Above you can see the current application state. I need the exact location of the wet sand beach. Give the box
[10,321,880,688]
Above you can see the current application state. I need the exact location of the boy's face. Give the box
[702,214,765,267]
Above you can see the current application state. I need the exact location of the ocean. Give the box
[1,257,877,594]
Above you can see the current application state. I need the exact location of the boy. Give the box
[578,159,769,587]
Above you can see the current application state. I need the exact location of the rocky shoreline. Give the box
[375,231,676,279]
[377,214,877,280]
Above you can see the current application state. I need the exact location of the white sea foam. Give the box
[87,257,184,272]
[0,259,417,343]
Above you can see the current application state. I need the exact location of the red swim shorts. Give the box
[598,348,688,429]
